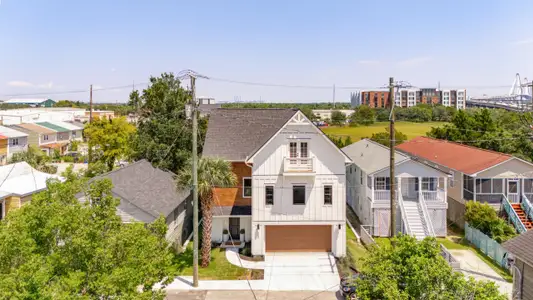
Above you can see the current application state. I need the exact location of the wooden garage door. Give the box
[265,225,331,252]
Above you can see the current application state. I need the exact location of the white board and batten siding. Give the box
[249,118,348,257]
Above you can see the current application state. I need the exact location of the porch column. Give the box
[443,177,448,203]
[397,177,401,195]
[370,175,374,201]
[418,176,422,200]
[473,176,476,202]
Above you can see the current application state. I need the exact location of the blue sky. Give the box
[1,0,532,103]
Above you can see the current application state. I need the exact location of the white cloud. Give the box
[7,80,33,87]
[358,60,381,65]
[513,39,533,46]
[396,56,433,67]
[37,81,54,89]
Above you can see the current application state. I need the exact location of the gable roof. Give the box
[396,136,512,175]
[11,123,56,134]
[503,230,533,266]
[0,125,28,138]
[35,122,70,132]
[0,162,62,197]
[50,120,83,130]
[202,108,298,161]
[90,160,189,220]
[342,139,410,174]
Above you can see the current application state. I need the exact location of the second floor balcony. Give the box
[283,156,315,176]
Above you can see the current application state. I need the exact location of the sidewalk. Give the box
[225,248,264,269]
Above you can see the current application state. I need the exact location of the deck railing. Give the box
[440,244,461,269]
[521,194,533,224]
[360,225,376,246]
[502,194,527,234]
[374,190,390,201]
[397,188,412,236]
[422,189,446,202]
[419,192,436,237]
[283,157,314,173]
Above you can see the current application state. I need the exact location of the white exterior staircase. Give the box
[402,201,428,240]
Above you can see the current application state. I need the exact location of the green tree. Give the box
[0,178,176,299]
[330,110,346,126]
[9,146,58,174]
[356,235,506,300]
[370,129,408,147]
[175,157,237,267]
[350,105,375,125]
[130,73,207,173]
[84,116,136,171]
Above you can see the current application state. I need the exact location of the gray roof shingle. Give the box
[92,160,189,221]
[202,108,297,161]
[503,230,533,266]
[342,139,409,174]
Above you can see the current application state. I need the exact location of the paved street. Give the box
[165,290,343,300]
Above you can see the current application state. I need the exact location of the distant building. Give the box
[350,91,361,107]
[361,88,467,109]
[4,98,56,107]
[312,109,355,121]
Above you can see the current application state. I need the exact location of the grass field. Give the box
[321,121,447,141]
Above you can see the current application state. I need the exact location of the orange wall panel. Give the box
[212,162,251,206]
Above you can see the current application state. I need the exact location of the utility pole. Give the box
[332,84,336,108]
[389,77,396,237]
[88,84,93,164]
[190,75,199,288]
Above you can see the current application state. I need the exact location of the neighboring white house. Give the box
[203,108,352,257]
[0,126,28,159]
[343,139,449,239]
[312,109,354,121]
[48,121,84,141]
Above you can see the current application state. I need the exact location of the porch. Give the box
[367,176,447,203]
[211,215,252,245]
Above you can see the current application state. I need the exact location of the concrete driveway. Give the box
[263,252,340,291]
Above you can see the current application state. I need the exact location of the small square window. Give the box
[243,178,252,198]
[265,186,274,205]
[324,185,332,205]
[293,185,306,205]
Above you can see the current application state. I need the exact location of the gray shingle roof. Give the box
[202,108,298,161]
[503,230,533,266]
[92,159,189,221]
[212,205,252,216]
[342,139,409,174]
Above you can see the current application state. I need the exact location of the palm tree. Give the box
[176,157,237,267]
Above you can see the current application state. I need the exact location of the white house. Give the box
[343,139,449,239]
[203,108,352,257]
[0,126,28,160]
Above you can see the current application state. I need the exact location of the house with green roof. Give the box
[36,122,71,142]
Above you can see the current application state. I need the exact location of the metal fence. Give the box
[440,244,461,269]
[465,223,509,269]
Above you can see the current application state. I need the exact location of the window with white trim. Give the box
[11,138,19,146]
[265,186,274,205]
[375,177,390,190]
[421,177,437,191]
[243,178,252,198]
[43,135,49,141]
[324,185,332,205]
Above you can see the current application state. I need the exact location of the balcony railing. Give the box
[283,157,315,173]
[502,194,527,234]
[374,190,390,201]
[422,189,445,202]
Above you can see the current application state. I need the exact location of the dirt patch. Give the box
[237,269,264,280]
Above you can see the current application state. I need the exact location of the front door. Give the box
[507,180,519,203]
[229,218,240,240]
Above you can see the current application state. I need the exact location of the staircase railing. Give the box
[502,194,527,234]
[521,193,533,224]
[397,187,412,236]
[419,192,436,237]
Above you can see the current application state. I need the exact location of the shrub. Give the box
[465,201,517,243]
[62,156,74,163]
[223,229,229,234]
[240,228,245,234]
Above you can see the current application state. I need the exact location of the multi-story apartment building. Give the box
[361,88,467,109]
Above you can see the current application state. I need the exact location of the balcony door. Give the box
[289,142,309,164]
[507,179,519,203]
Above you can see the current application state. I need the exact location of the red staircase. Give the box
[511,203,533,230]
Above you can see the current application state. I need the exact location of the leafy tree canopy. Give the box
[9,146,58,174]
[0,177,177,299]
[330,110,347,126]
[350,105,375,126]
[129,73,207,173]
[84,116,136,171]
[370,128,408,147]
[356,235,506,300]
[465,201,517,243]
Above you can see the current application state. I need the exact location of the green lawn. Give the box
[321,121,447,141]
[346,223,368,270]
[176,242,262,280]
